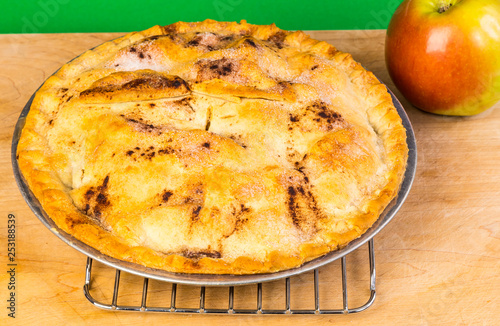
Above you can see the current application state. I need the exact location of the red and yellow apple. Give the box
[385,0,500,116]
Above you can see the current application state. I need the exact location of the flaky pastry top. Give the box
[17,20,408,274]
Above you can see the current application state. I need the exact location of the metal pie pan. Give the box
[12,79,416,287]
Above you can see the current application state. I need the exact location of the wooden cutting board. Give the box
[0,30,499,325]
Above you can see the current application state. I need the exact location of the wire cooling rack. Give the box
[83,239,376,314]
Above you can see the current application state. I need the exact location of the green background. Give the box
[1,0,402,34]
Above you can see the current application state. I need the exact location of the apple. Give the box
[385,0,500,116]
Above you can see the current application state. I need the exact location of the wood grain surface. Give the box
[0,30,499,325]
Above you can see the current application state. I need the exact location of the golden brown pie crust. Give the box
[17,20,408,274]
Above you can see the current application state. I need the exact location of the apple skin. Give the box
[385,0,500,116]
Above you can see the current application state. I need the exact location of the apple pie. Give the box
[16,20,408,274]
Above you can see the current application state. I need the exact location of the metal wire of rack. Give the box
[83,239,376,315]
